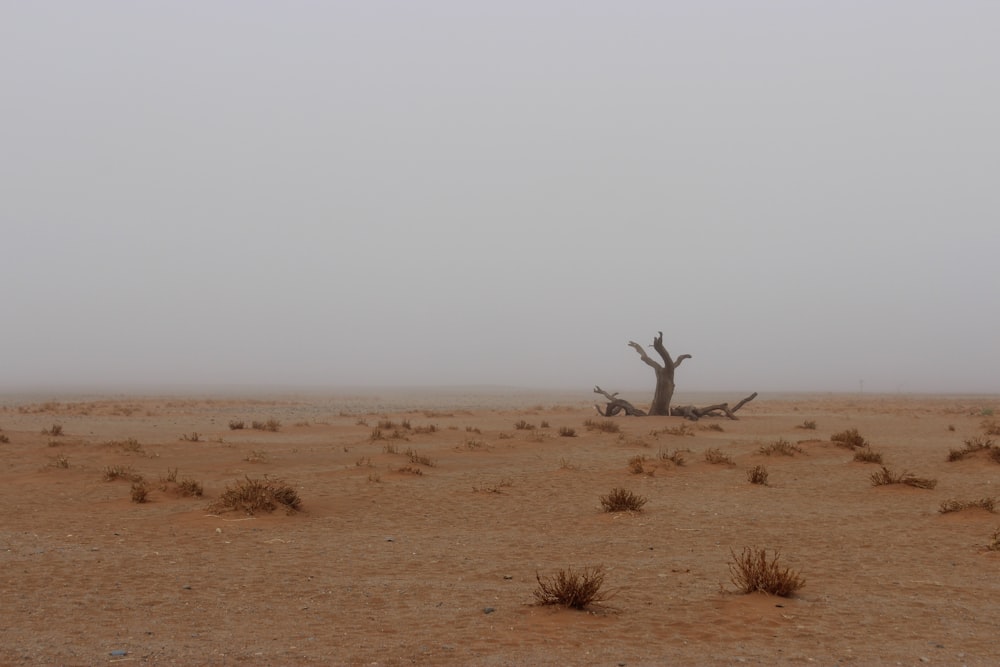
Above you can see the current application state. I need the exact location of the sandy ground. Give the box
[2,389,999,666]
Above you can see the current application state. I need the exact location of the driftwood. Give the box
[595,387,758,421]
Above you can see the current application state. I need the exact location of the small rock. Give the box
[503,575,513,580]
[182,585,192,590]
[483,607,496,614]
[109,649,128,657]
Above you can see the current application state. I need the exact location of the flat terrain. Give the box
[2,390,999,666]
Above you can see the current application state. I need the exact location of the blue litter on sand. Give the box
[109,649,128,656]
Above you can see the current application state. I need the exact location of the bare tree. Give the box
[594,331,757,420]
[627,331,690,416]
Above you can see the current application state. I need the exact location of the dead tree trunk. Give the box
[593,386,646,416]
[670,392,758,421]
[627,331,691,416]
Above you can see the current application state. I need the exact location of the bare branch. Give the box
[628,341,662,370]
[674,353,692,369]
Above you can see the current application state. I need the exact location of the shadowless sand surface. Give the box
[2,389,999,666]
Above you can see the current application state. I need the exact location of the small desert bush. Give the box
[939,498,995,514]
[472,477,513,493]
[559,457,577,470]
[369,427,385,441]
[558,426,577,437]
[210,476,301,515]
[870,466,937,489]
[948,436,995,461]
[853,447,883,464]
[131,481,149,503]
[377,419,396,430]
[228,420,245,430]
[250,418,281,432]
[758,438,803,456]
[747,465,769,485]
[540,420,550,428]
[49,453,70,469]
[104,465,142,483]
[405,448,434,466]
[797,420,818,430]
[514,420,536,430]
[355,456,373,467]
[600,487,647,512]
[658,448,686,466]
[830,428,868,449]
[244,450,268,463]
[988,529,1000,552]
[584,418,620,434]
[0,434,10,444]
[627,455,648,475]
[413,424,438,434]
[382,441,398,454]
[41,423,64,436]
[704,448,734,465]
[397,465,424,476]
[728,547,805,597]
[367,471,381,483]
[180,432,201,442]
[465,425,482,434]
[533,566,610,609]
[656,423,696,437]
[983,419,1000,436]
[701,423,725,432]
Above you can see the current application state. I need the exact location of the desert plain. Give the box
[1,388,999,666]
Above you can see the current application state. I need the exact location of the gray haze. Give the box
[2,2,998,394]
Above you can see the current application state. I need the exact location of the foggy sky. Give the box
[3,2,998,394]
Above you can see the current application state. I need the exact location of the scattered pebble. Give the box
[483,607,495,614]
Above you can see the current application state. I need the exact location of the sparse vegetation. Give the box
[701,423,725,432]
[747,465,769,485]
[413,424,438,434]
[131,481,149,503]
[103,465,143,483]
[0,434,9,444]
[939,498,995,514]
[180,432,201,442]
[558,426,577,437]
[49,453,70,468]
[397,465,424,476]
[540,420,550,429]
[584,419,620,434]
[465,426,482,434]
[797,420,817,430]
[654,423,696,437]
[704,448,734,465]
[758,438,803,456]
[988,529,1000,552]
[405,448,434,466]
[228,420,245,430]
[627,455,648,475]
[728,547,805,597]
[514,420,537,430]
[948,436,996,461]
[473,478,513,493]
[382,442,398,454]
[355,456,373,467]
[367,471,381,483]
[658,448,686,466]
[870,466,937,489]
[250,419,281,432]
[244,450,268,463]
[983,419,1000,436]
[853,447,884,464]
[559,457,577,470]
[41,423,64,437]
[830,428,868,449]
[369,427,385,441]
[210,476,301,515]
[600,487,647,512]
[533,566,610,609]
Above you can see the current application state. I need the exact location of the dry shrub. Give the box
[830,428,868,449]
[245,450,268,463]
[413,424,438,434]
[41,423,64,436]
[405,448,434,466]
[701,423,725,432]
[988,529,1000,552]
[627,455,648,475]
[948,436,996,461]
[728,547,805,597]
[180,432,201,442]
[228,420,245,430]
[797,420,818,430]
[0,434,9,444]
[533,566,610,609]
[600,487,647,512]
[939,498,996,514]
[654,423,696,437]
[210,476,301,515]
[870,466,937,489]
[49,453,70,468]
[658,448,686,466]
[853,447,884,464]
[758,439,803,456]
[747,464,769,485]
[704,448,734,465]
[131,481,149,503]
[584,418,621,434]
[514,420,536,430]
[397,465,424,476]
[558,426,577,437]
[104,465,143,483]
[982,419,1000,436]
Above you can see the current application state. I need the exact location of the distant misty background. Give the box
[2,2,998,395]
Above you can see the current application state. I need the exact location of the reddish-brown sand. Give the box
[2,390,999,666]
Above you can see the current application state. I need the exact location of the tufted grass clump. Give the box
[939,498,995,514]
[758,438,803,456]
[948,436,996,462]
[853,447,884,464]
[747,464,769,485]
[704,448,734,465]
[870,466,937,489]
[584,419,620,434]
[210,476,301,515]
[533,566,610,609]
[830,428,868,449]
[600,487,647,512]
[728,547,805,597]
